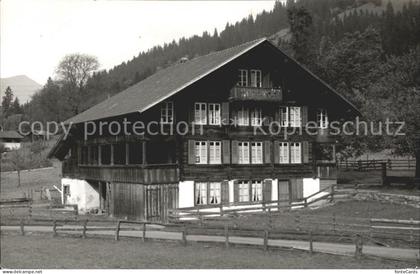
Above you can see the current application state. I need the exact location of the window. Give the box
[250,108,262,126]
[89,145,99,165]
[194,103,207,125]
[290,142,302,164]
[280,107,289,127]
[250,70,262,88]
[208,103,221,125]
[238,181,250,202]
[196,183,207,205]
[238,69,248,87]
[290,107,301,127]
[128,143,143,165]
[195,141,208,164]
[317,108,328,129]
[237,106,249,126]
[251,142,263,164]
[63,185,70,196]
[279,142,289,164]
[238,142,250,164]
[160,101,174,124]
[209,183,221,204]
[113,143,126,165]
[80,146,88,165]
[209,141,221,164]
[100,145,111,165]
[251,181,263,201]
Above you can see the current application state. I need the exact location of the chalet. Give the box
[0,130,24,151]
[49,38,359,220]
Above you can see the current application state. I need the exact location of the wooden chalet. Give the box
[49,38,359,221]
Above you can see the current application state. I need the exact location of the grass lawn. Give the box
[0,234,416,269]
[0,163,61,200]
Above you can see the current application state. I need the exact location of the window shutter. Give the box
[221,102,229,126]
[221,180,229,204]
[302,141,310,163]
[188,140,195,164]
[222,140,230,164]
[231,140,239,164]
[233,180,239,203]
[273,141,280,164]
[297,178,304,199]
[263,179,272,202]
[278,180,290,204]
[301,106,308,127]
[263,73,270,88]
[263,141,271,164]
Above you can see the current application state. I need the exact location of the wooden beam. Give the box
[126,143,130,165]
[142,141,147,166]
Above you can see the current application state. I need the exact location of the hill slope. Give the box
[1,75,42,104]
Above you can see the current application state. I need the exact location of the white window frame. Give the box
[279,142,290,164]
[238,142,250,164]
[209,182,221,204]
[208,103,221,125]
[251,180,263,202]
[251,142,263,164]
[250,108,263,126]
[195,141,208,164]
[290,142,302,164]
[160,101,174,124]
[238,69,248,87]
[196,183,208,205]
[237,106,249,126]
[194,102,207,125]
[290,107,301,127]
[317,108,329,129]
[250,69,262,88]
[209,141,222,164]
[280,106,289,127]
[238,181,250,202]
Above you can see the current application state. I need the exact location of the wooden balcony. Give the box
[63,161,180,184]
[229,86,282,102]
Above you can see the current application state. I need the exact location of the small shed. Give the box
[0,130,24,151]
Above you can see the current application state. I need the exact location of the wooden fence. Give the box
[338,159,416,171]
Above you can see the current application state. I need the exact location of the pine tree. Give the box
[1,86,14,118]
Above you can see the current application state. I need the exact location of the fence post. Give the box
[82,219,88,239]
[263,230,269,251]
[410,218,414,241]
[268,208,273,230]
[262,202,266,212]
[355,234,363,259]
[53,220,57,237]
[29,201,32,218]
[20,218,25,236]
[332,214,336,233]
[309,230,313,254]
[115,220,121,241]
[142,223,146,242]
[220,204,224,217]
[295,215,301,231]
[224,224,229,249]
[182,225,187,246]
[381,163,388,186]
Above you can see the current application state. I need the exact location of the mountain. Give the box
[1,75,42,104]
[338,0,420,19]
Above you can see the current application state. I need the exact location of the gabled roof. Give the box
[66,38,267,124]
[0,130,24,139]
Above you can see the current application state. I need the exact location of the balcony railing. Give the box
[229,86,282,102]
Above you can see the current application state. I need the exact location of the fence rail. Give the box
[338,159,416,171]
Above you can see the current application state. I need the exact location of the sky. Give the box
[1,0,276,86]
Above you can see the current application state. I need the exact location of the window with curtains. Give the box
[238,181,250,202]
[250,70,262,87]
[238,69,248,87]
[160,101,174,124]
[100,145,111,165]
[279,142,289,164]
[250,108,262,126]
[194,103,207,125]
[238,142,250,164]
[251,142,263,164]
[89,145,99,165]
[317,108,328,129]
[209,182,221,204]
[208,103,221,125]
[251,180,263,201]
[209,141,221,164]
[290,142,302,164]
[128,143,143,164]
[195,183,208,205]
[195,141,208,164]
[290,107,301,127]
[113,143,126,165]
[237,106,249,126]
[280,106,289,127]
